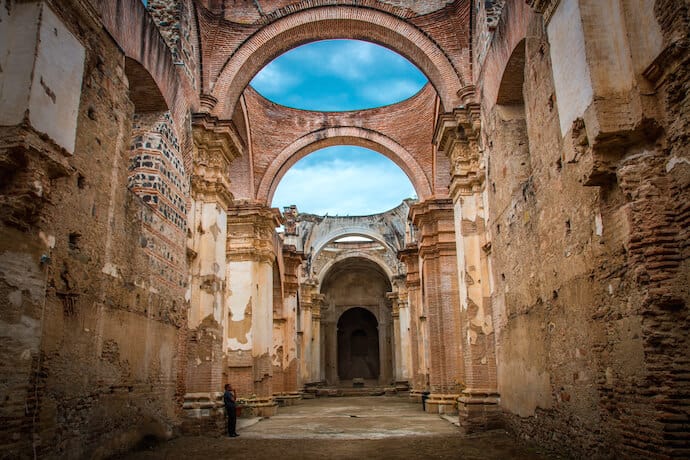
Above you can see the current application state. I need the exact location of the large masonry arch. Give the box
[209,5,464,117]
[259,127,432,204]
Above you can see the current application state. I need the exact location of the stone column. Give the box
[225,202,282,406]
[311,293,325,383]
[183,115,240,429]
[388,292,402,383]
[389,277,413,386]
[398,244,426,393]
[410,198,464,414]
[298,281,315,386]
[279,245,304,393]
[435,100,500,431]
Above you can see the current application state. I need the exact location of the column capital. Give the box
[191,114,244,209]
[398,244,420,288]
[434,109,484,200]
[299,280,318,311]
[434,90,480,153]
[410,199,457,259]
[311,293,325,319]
[282,244,305,296]
[387,292,401,317]
[226,201,283,263]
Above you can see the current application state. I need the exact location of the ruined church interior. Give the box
[0,0,688,458]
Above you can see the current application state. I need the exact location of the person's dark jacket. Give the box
[223,390,236,410]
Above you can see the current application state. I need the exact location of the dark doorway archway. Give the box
[337,307,380,380]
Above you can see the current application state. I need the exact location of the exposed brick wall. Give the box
[128,112,189,298]
[198,2,465,117]
[244,85,438,202]
[483,1,690,457]
[0,1,191,457]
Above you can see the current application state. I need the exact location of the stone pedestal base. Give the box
[274,392,302,407]
[409,389,426,403]
[241,397,279,417]
[425,393,460,414]
[457,391,502,433]
[180,392,225,435]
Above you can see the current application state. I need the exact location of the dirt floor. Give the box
[119,396,554,459]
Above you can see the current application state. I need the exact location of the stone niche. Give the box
[0,1,85,153]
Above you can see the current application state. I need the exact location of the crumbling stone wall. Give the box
[146,0,199,90]
[0,1,191,458]
[481,1,690,457]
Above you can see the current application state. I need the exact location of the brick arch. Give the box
[496,38,526,105]
[257,127,432,205]
[210,5,464,118]
[96,0,195,159]
[125,58,168,113]
[478,0,535,112]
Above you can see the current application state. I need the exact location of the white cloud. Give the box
[251,62,300,95]
[358,79,422,104]
[323,41,376,80]
[272,156,416,215]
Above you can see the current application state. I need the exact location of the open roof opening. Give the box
[271,146,416,216]
[250,39,428,111]
[333,236,375,243]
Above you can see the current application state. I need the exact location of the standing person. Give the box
[223,383,239,437]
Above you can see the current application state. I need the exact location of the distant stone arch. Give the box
[311,228,397,261]
[209,5,464,117]
[316,250,396,287]
[257,127,432,205]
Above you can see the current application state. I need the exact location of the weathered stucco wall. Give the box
[480,0,690,457]
[0,1,190,457]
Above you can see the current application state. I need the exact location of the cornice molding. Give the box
[226,202,283,263]
[191,114,245,209]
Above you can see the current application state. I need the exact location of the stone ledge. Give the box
[273,392,303,406]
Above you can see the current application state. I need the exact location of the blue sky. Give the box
[272,146,417,216]
[253,40,426,215]
[251,40,427,111]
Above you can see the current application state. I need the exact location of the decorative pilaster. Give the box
[398,244,426,393]
[311,293,325,383]
[184,114,242,429]
[276,245,305,393]
[388,284,412,385]
[299,281,317,385]
[435,105,500,432]
[225,202,282,401]
[388,291,401,384]
[410,198,464,414]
